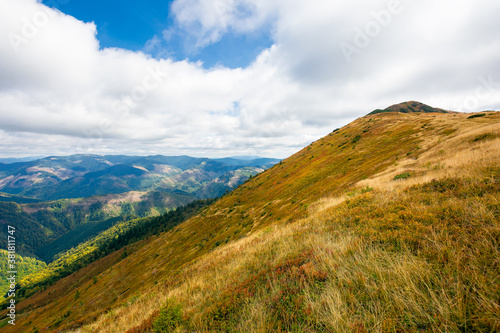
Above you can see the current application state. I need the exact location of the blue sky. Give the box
[42,0,273,68]
[1,0,499,158]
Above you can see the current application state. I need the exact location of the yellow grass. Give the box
[3,110,499,332]
[358,113,500,191]
[74,167,499,331]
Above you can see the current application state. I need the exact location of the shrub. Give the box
[467,113,486,119]
[153,300,184,332]
[470,133,497,143]
[208,250,327,331]
[393,172,411,180]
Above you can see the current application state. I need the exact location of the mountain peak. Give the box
[368,101,450,115]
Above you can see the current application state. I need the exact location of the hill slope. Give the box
[1,106,499,332]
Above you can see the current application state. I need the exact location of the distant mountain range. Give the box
[0,154,278,259]
[0,154,279,201]
[0,156,46,164]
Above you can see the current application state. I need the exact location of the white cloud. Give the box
[170,0,274,49]
[0,0,499,159]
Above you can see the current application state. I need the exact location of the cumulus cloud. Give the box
[170,0,274,49]
[0,0,499,158]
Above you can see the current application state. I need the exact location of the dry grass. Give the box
[4,111,499,333]
[66,112,500,332]
[74,169,500,332]
[358,113,500,191]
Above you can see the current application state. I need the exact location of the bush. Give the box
[153,300,184,332]
[470,133,497,143]
[467,113,486,119]
[393,172,411,180]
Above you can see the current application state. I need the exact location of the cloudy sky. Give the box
[0,0,499,159]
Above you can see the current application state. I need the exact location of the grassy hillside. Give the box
[1,106,498,332]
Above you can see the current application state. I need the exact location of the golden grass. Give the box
[74,170,499,332]
[4,111,499,333]
[358,112,500,191]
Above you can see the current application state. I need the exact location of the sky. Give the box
[0,0,499,159]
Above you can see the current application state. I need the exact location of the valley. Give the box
[0,155,277,306]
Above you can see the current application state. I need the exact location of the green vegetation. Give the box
[14,199,215,301]
[346,186,373,197]
[153,300,184,332]
[393,172,412,180]
[35,215,132,262]
[470,132,498,143]
[467,113,486,119]
[0,192,40,204]
[0,251,47,297]
[0,191,194,258]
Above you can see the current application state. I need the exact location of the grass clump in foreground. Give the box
[120,170,499,333]
[153,300,184,332]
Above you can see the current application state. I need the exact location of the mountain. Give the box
[0,155,279,201]
[368,100,450,115]
[0,155,278,260]
[194,167,262,198]
[1,104,499,332]
[0,189,194,260]
[0,193,41,204]
[0,156,46,164]
[0,155,278,294]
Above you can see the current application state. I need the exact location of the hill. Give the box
[0,193,41,204]
[1,106,499,332]
[0,251,46,299]
[0,190,193,259]
[0,155,279,201]
[0,155,277,259]
[368,101,450,115]
[16,199,215,301]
